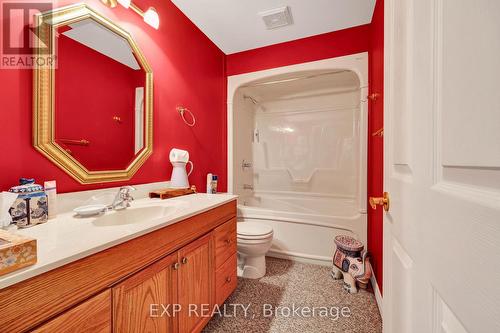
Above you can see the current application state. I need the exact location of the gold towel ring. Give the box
[176,106,196,127]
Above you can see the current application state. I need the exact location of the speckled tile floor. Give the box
[204,257,382,333]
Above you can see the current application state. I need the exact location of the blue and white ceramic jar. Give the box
[9,178,48,228]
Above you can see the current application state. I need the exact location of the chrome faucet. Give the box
[109,186,136,210]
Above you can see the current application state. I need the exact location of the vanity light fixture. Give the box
[101,0,160,29]
[117,0,131,8]
[143,7,160,29]
[101,0,118,8]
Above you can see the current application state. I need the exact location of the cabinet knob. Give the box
[225,239,232,245]
[226,276,232,283]
[181,257,188,264]
[172,262,180,270]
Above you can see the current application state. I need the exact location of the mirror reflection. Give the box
[54,18,146,171]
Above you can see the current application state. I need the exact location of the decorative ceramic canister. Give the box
[8,178,48,228]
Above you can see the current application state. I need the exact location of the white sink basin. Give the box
[92,205,178,226]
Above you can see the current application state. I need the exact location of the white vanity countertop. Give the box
[0,193,237,289]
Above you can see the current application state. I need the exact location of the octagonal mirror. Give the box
[33,4,153,184]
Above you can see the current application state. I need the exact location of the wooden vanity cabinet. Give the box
[113,234,214,333]
[113,253,179,333]
[0,200,237,333]
[213,219,237,306]
[177,234,214,333]
[31,290,112,333]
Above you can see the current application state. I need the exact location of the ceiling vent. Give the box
[259,6,293,30]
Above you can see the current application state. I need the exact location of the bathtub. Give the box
[237,192,367,266]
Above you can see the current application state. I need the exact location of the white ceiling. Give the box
[171,0,376,54]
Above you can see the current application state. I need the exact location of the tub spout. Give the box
[243,184,254,190]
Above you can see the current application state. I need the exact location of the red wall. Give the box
[226,24,370,76]
[368,0,384,294]
[0,0,384,291]
[225,7,384,292]
[56,34,139,171]
[0,0,227,193]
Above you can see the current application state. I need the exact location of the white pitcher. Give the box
[169,148,193,188]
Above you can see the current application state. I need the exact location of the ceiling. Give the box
[171,0,376,54]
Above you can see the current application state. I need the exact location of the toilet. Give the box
[236,222,274,279]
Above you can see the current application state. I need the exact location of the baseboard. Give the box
[267,249,331,266]
[370,274,383,320]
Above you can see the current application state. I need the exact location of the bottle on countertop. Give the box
[44,180,57,219]
[211,175,218,194]
[206,173,213,194]
[206,173,218,194]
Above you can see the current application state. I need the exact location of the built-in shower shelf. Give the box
[255,167,337,183]
[251,189,357,200]
[255,106,360,116]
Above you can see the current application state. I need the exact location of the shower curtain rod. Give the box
[240,70,350,88]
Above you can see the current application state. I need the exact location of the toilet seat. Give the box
[237,222,273,240]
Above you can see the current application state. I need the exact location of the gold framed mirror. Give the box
[33,4,153,184]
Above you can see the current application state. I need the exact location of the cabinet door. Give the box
[113,253,178,333]
[178,234,214,333]
[32,289,111,333]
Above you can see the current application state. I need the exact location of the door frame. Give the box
[226,53,369,215]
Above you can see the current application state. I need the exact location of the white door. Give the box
[383,0,500,332]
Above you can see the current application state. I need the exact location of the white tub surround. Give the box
[228,53,368,264]
[0,192,237,289]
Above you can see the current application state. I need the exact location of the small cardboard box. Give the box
[0,230,37,276]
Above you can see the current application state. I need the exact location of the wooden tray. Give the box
[149,186,197,200]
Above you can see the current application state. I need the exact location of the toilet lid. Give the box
[237,222,273,237]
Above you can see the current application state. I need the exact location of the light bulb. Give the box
[117,0,131,8]
[144,7,160,29]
